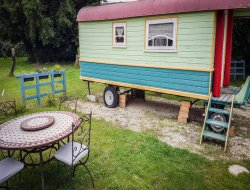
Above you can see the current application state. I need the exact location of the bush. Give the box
[53,64,63,71]
[47,93,57,107]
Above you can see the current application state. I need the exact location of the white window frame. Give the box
[145,18,177,52]
[113,22,126,48]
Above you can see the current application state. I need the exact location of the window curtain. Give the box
[116,27,124,36]
[148,23,174,39]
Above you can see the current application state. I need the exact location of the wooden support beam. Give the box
[213,10,225,97]
[223,10,234,87]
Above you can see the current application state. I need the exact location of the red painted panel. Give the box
[213,10,225,97]
[223,10,234,87]
[77,0,250,21]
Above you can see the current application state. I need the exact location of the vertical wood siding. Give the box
[79,11,215,70]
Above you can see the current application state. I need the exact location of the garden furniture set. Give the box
[0,100,94,189]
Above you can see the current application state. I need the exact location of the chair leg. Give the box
[83,164,95,189]
[19,151,22,181]
[72,166,75,177]
[6,181,9,189]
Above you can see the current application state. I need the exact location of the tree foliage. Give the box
[232,19,250,74]
[232,19,250,60]
[0,0,100,63]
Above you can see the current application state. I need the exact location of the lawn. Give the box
[0,57,249,190]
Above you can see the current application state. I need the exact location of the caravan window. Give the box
[113,22,126,47]
[145,18,177,52]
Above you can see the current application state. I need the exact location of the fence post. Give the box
[51,71,55,93]
[63,71,66,93]
[20,76,26,105]
[36,73,41,105]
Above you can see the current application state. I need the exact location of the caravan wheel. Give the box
[103,86,118,108]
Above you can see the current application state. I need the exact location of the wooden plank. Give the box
[36,75,41,105]
[82,69,209,95]
[80,59,213,71]
[80,76,209,100]
[82,66,209,82]
[24,85,36,90]
[17,71,66,105]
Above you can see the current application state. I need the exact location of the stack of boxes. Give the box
[178,101,191,124]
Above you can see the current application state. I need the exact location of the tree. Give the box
[0,41,11,59]
[0,0,25,76]
[232,19,250,74]
[0,0,100,70]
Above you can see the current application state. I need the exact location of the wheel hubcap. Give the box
[105,90,114,106]
[210,113,226,133]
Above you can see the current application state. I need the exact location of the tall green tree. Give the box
[0,1,25,76]
[232,19,250,75]
[0,0,100,68]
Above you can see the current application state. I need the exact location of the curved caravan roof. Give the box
[77,0,250,22]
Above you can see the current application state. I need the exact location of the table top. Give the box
[0,111,80,150]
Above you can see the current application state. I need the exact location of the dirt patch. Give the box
[75,94,250,160]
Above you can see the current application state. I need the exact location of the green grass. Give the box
[0,57,104,108]
[0,58,249,190]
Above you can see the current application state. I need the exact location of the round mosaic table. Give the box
[0,111,80,190]
[0,111,80,150]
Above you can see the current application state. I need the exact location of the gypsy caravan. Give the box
[77,0,250,150]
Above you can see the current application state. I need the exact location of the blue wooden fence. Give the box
[16,71,66,105]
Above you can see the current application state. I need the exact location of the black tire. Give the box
[103,86,119,108]
[208,112,229,134]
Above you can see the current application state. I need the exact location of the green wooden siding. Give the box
[79,11,215,70]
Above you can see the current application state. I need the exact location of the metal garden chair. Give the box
[59,95,79,113]
[0,152,24,189]
[54,112,94,188]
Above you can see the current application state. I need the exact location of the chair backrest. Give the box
[235,76,250,104]
[71,112,92,165]
[59,95,78,113]
[0,100,17,122]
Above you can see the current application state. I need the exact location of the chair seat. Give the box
[55,142,89,166]
[0,158,24,184]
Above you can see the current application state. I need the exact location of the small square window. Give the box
[145,18,177,52]
[113,23,126,47]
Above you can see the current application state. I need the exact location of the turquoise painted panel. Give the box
[79,11,215,70]
[80,62,210,95]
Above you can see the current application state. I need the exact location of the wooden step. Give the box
[209,108,230,115]
[203,131,226,142]
[206,119,228,128]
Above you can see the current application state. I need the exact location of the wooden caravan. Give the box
[77,0,250,108]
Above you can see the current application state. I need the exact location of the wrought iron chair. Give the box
[0,100,17,122]
[59,95,78,113]
[54,112,94,188]
[0,151,24,189]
